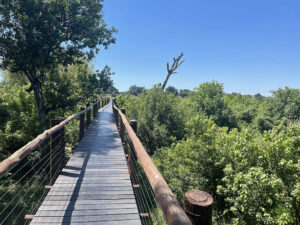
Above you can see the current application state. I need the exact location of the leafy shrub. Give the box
[117,86,185,155]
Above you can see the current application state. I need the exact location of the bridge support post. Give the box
[50,118,65,186]
[93,102,97,118]
[128,120,138,180]
[119,109,126,140]
[86,104,91,126]
[79,107,85,140]
[184,190,213,225]
[129,120,137,134]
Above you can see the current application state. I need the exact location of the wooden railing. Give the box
[0,97,110,224]
[113,102,197,225]
[0,97,109,179]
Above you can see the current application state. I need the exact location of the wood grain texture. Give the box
[30,103,141,225]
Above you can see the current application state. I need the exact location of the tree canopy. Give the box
[0,0,116,131]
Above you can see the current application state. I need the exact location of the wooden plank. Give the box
[36,208,139,216]
[32,214,140,223]
[31,220,142,225]
[30,103,141,224]
[40,199,137,206]
[38,204,138,211]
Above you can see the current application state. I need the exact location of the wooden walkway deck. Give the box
[30,103,141,225]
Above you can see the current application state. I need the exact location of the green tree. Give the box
[0,0,116,131]
[128,85,145,96]
[178,89,190,98]
[165,86,178,96]
[117,86,185,154]
[189,81,237,128]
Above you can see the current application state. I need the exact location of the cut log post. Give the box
[130,120,137,134]
[79,107,85,140]
[184,190,213,225]
[50,118,65,186]
[120,108,126,114]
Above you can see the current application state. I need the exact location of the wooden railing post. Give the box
[112,104,192,225]
[184,190,213,225]
[79,107,85,140]
[86,104,91,126]
[93,101,97,118]
[128,119,138,179]
[119,109,126,142]
[50,118,65,186]
[129,120,137,134]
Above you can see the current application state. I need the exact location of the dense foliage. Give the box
[0,0,116,130]
[0,62,116,224]
[0,63,115,159]
[117,82,300,225]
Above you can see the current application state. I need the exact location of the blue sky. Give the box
[93,0,300,95]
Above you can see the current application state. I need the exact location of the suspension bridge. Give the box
[0,98,213,225]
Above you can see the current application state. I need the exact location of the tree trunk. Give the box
[162,73,171,90]
[33,81,47,132]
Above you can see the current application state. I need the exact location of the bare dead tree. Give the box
[161,52,185,90]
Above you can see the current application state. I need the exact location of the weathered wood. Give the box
[50,118,65,185]
[24,215,35,220]
[79,107,85,140]
[93,101,97,118]
[30,104,141,225]
[130,120,137,134]
[113,104,192,225]
[0,100,100,179]
[86,103,91,126]
[184,190,213,225]
[44,185,53,189]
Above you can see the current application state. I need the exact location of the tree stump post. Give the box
[79,107,85,140]
[184,190,213,225]
[50,118,65,186]
[129,120,137,134]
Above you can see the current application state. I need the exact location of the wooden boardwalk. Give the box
[30,103,141,225]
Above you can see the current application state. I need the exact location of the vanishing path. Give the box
[30,103,141,225]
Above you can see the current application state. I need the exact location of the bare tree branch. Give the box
[162,52,184,90]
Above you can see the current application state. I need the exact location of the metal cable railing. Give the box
[112,102,193,225]
[0,97,110,224]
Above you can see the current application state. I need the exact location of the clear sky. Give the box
[93,0,300,96]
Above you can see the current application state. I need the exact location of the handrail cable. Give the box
[0,138,62,217]
[113,103,192,225]
[0,99,101,179]
[127,142,163,224]
[0,131,63,201]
